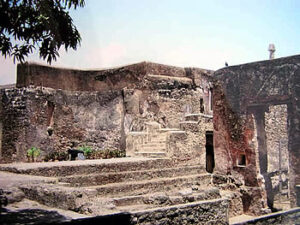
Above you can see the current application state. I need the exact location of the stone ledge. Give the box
[231,207,300,225]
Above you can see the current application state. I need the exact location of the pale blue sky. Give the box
[1,0,299,84]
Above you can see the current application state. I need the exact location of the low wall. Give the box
[232,207,300,225]
[49,198,229,225]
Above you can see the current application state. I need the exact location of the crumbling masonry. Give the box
[0,55,300,223]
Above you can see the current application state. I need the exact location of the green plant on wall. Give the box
[27,147,41,162]
[78,145,93,159]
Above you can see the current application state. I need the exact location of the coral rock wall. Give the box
[0,62,213,163]
[0,88,124,162]
[213,55,300,209]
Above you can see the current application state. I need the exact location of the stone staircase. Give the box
[1,158,228,221]
[126,113,213,161]
[126,122,184,158]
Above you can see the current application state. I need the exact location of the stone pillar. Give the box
[288,102,300,207]
[296,185,300,207]
[254,107,274,209]
[0,122,2,159]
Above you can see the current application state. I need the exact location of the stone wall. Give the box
[265,104,289,200]
[26,198,228,225]
[17,62,213,92]
[131,198,229,225]
[124,72,213,162]
[265,104,288,172]
[0,87,124,163]
[1,62,213,163]
[213,55,300,209]
[232,207,300,225]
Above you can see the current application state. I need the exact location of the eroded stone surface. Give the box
[1,62,213,163]
[213,54,300,212]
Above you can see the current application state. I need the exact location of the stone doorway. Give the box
[206,131,214,173]
[265,104,290,210]
[254,104,290,210]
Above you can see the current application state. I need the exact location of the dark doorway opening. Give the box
[200,98,204,113]
[206,131,214,173]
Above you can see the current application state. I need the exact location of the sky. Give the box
[1,0,300,85]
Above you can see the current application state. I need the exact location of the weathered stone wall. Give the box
[213,55,300,209]
[131,198,229,225]
[123,87,209,132]
[124,72,213,162]
[176,115,213,164]
[0,87,124,163]
[21,198,229,225]
[17,62,213,92]
[0,88,28,162]
[265,104,289,199]
[1,62,213,163]
[265,104,289,172]
[16,62,147,92]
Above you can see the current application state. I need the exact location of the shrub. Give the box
[27,147,41,162]
[78,145,93,159]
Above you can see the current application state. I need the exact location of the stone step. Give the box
[130,198,228,224]
[19,183,82,211]
[0,158,173,177]
[135,152,167,158]
[180,121,198,125]
[90,173,212,197]
[184,113,213,122]
[140,144,166,149]
[140,147,166,152]
[82,188,222,215]
[142,142,166,146]
[77,197,228,219]
[184,114,201,122]
[144,138,167,143]
[19,173,212,211]
[144,137,167,142]
[141,143,166,147]
[146,133,167,137]
[112,187,221,207]
[140,146,166,150]
[142,143,166,147]
[58,165,205,187]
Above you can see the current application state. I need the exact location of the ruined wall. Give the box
[17,62,213,125]
[213,55,300,208]
[0,87,124,163]
[0,89,28,162]
[16,62,147,92]
[1,62,213,163]
[17,62,212,92]
[124,70,213,163]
